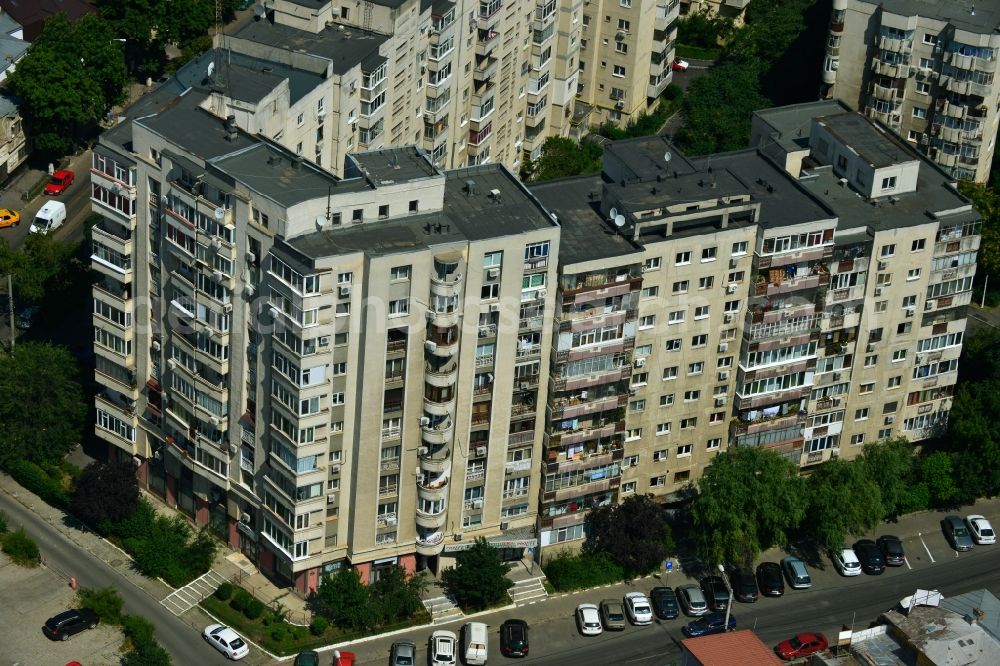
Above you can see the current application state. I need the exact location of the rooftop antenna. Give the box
[663,151,672,164]
[609,207,618,220]
[326,187,333,224]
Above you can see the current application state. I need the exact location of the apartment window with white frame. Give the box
[707,438,721,450]
[665,338,681,351]
[643,257,661,271]
[672,280,689,294]
[662,366,678,380]
[698,276,714,289]
[684,390,700,401]
[635,344,652,357]
[688,362,704,375]
[650,475,665,488]
[855,408,869,421]
[613,65,625,77]
[641,286,659,298]
[625,428,642,441]
[639,314,655,329]
[675,251,691,265]
[851,433,865,445]
[677,444,692,456]
[880,244,896,258]
[668,310,685,324]
[390,265,410,280]
[691,334,707,347]
[907,268,921,281]
[659,393,674,407]
[694,305,709,319]
[732,241,748,255]
[622,481,636,494]
[388,299,409,316]
[653,448,668,461]
[656,422,671,436]
[631,372,648,386]
[629,399,646,412]
[911,239,926,252]
[701,247,717,262]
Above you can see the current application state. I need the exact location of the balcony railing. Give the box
[508,431,535,446]
[502,487,530,500]
[376,512,398,527]
[381,426,401,441]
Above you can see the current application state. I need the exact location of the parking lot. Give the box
[0,552,124,666]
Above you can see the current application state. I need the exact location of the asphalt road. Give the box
[0,488,235,666]
[1,151,94,250]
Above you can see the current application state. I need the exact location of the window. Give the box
[680,418,697,429]
[912,107,927,119]
[617,18,630,30]
[732,241,748,255]
[902,295,917,308]
[688,362,704,375]
[650,475,666,488]
[698,276,714,289]
[864,354,878,367]
[622,481,637,494]
[880,244,896,258]
[851,433,866,445]
[892,349,907,362]
[615,42,628,54]
[694,305,709,319]
[672,280,689,294]
[338,272,353,284]
[639,315,655,329]
[625,428,642,441]
[635,344,652,357]
[855,408,869,421]
[390,265,410,280]
[923,32,938,45]
[378,204,390,219]
[677,444,692,456]
[707,438,721,450]
[631,372,648,386]
[655,422,671,436]
[483,251,502,268]
[643,257,661,271]
[684,390,700,401]
[911,239,926,252]
[659,393,674,407]
[653,449,668,461]
[709,411,725,423]
[701,247,717,262]
[665,338,681,351]
[675,251,691,265]
[481,283,500,300]
[907,268,921,281]
[662,366,677,380]
[668,310,685,324]
[878,428,893,439]
[641,286,659,298]
[916,81,930,94]
[860,382,874,394]
[629,399,646,412]
[388,299,409,316]
[888,376,901,389]
[875,300,888,313]
[613,65,625,77]
[691,334,707,347]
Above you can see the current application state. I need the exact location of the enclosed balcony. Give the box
[426,325,460,356]
[423,383,456,417]
[415,528,446,554]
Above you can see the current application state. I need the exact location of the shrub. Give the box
[214,582,234,601]
[309,616,328,636]
[122,614,157,646]
[77,587,124,624]
[1,527,41,566]
[542,550,625,591]
[230,588,252,613]
[268,623,288,643]
[124,641,172,666]
[244,599,266,620]
[0,510,7,533]
[6,460,70,509]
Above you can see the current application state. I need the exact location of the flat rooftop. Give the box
[213,51,324,105]
[136,90,258,162]
[874,0,1000,34]
[288,164,557,260]
[753,99,853,153]
[352,147,440,186]
[817,112,919,169]
[235,20,388,76]
[604,135,698,180]
[530,175,643,266]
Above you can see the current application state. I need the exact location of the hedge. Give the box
[6,460,70,509]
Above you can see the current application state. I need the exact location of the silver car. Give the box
[676,583,708,616]
[943,515,974,551]
[391,640,416,666]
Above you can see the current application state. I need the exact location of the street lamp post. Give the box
[717,563,733,632]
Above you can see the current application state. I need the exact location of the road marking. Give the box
[918,532,936,563]
[904,556,912,570]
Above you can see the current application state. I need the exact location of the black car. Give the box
[853,539,886,575]
[650,586,679,620]
[729,567,759,603]
[756,562,784,597]
[877,535,906,566]
[700,576,730,612]
[500,619,529,657]
[42,608,99,641]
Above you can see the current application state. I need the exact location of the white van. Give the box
[30,201,66,234]
[461,621,488,665]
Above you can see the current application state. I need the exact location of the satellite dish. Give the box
[664,151,672,163]
[609,207,618,220]
[315,215,325,229]
[213,207,225,220]
[253,4,266,17]
[614,214,625,228]
[207,61,215,79]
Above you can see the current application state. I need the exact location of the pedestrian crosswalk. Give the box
[160,569,230,616]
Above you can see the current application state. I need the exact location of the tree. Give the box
[690,447,807,566]
[77,587,124,624]
[370,565,425,625]
[0,233,81,306]
[804,459,884,548]
[957,182,1000,284]
[918,451,961,508]
[442,538,514,611]
[528,137,603,181]
[584,494,674,576]
[857,438,917,519]
[8,14,127,156]
[674,60,770,155]
[72,461,141,529]
[315,567,376,631]
[0,343,87,469]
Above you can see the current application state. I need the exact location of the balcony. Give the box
[731,412,803,437]
[546,447,622,473]
[417,475,450,503]
[502,486,531,501]
[415,530,446,555]
[475,354,495,368]
[425,361,458,388]
[505,459,532,475]
[508,431,535,447]
[466,467,485,482]
[428,306,460,329]
[430,272,462,299]
[746,312,822,342]
[553,476,619,502]
[519,315,544,331]
[426,328,460,356]
[475,29,501,57]
[474,55,498,84]
[422,417,454,446]
[551,394,625,420]
[423,394,456,418]
[416,508,447,531]
[380,456,400,472]
[376,512,398,528]
[419,444,451,473]
[515,344,542,360]
[551,422,621,448]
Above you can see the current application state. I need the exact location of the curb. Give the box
[198,603,282,662]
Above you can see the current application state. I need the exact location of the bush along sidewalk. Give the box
[78,587,173,665]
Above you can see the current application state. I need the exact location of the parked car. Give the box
[429,630,457,666]
[672,58,690,71]
[831,547,862,576]
[877,535,906,566]
[202,624,249,660]
[651,586,680,619]
[700,576,730,612]
[43,609,99,641]
[623,592,653,625]
[942,515,975,552]
[390,640,416,665]
[293,650,320,666]
[499,619,529,657]
[781,556,812,589]
[599,599,627,631]
[0,208,20,228]
[576,604,603,636]
[44,169,75,196]
[333,650,356,666]
[681,612,737,638]
[676,584,709,616]
[774,632,829,660]
[729,568,758,603]
[756,562,785,597]
[966,515,996,545]
[853,539,886,575]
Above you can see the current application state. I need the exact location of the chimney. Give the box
[224,114,238,142]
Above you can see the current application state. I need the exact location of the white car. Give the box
[203,624,249,660]
[623,592,653,625]
[430,629,457,666]
[832,547,862,576]
[576,603,603,636]
[967,515,996,545]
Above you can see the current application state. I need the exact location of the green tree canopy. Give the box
[370,565,425,625]
[315,567,376,631]
[72,461,141,529]
[442,538,514,611]
[8,14,127,156]
[524,137,603,182]
[804,459,884,549]
[918,451,961,508]
[674,60,770,155]
[857,438,917,518]
[690,447,807,566]
[585,493,674,576]
[956,182,1000,282]
[0,343,87,468]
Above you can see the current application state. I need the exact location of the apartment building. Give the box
[820,0,1000,182]
[678,0,749,23]
[575,0,680,127]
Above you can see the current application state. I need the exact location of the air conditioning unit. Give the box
[453,533,463,541]
[490,303,502,312]
[339,284,352,297]
[246,251,257,264]
[536,288,547,298]
[500,521,510,530]
[327,492,337,503]
[487,268,500,279]
[425,340,437,352]
[615,100,625,109]
[833,372,842,381]
[715,396,727,406]
[905,308,914,317]
[167,358,178,369]
[151,340,161,351]
[874,287,883,296]
[579,390,588,399]
[634,357,646,367]
[726,284,738,294]
[471,499,484,509]
[418,446,429,456]
[718,370,730,381]
[729,258,738,269]
[884,415,896,425]
[240,513,251,524]
[213,269,225,280]
[318,336,330,346]
[878,261,888,271]
[475,446,488,457]
[210,415,221,426]
[222,302,232,313]
[419,416,431,426]
[723,314,733,324]
[330,464,341,475]
[718,343,729,353]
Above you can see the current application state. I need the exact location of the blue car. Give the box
[681,612,737,637]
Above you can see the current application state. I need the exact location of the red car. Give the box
[672,58,690,71]
[775,632,829,660]
[44,169,75,195]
